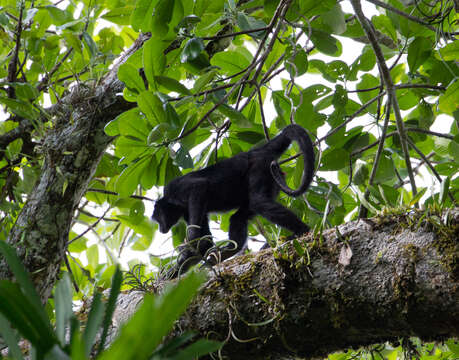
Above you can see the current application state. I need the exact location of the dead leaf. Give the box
[339,244,353,266]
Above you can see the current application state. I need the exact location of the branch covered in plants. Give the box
[111,208,459,360]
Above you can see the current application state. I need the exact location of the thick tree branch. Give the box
[0,34,150,302]
[111,209,459,359]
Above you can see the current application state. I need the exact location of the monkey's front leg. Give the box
[167,181,213,278]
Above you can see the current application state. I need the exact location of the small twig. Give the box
[69,206,112,244]
[406,128,454,140]
[317,91,386,144]
[257,85,270,140]
[366,0,436,30]
[37,47,74,92]
[86,187,153,202]
[201,27,269,41]
[359,96,392,218]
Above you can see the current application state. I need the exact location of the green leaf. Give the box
[193,69,218,92]
[0,97,38,120]
[407,37,432,73]
[130,200,146,223]
[147,123,170,144]
[433,137,451,157]
[131,0,157,32]
[374,152,396,184]
[168,338,222,359]
[87,244,99,271]
[143,37,167,87]
[0,313,24,360]
[151,0,176,38]
[44,5,73,25]
[115,156,151,196]
[353,161,369,186]
[83,31,98,57]
[321,3,346,35]
[68,237,88,253]
[409,187,427,207]
[118,109,151,140]
[356,74,380,113]
[310,28,340,56]
[55,274,73,344]
[217,104,251,127]
[437,40,459,61]
[175,146,194,169]
[83,292,105,357]
[210,49,251,75]
[0,281,56,352]
[99,271,205,360]
[181,38,205,63]
[14,83,39,101]
[137,91,167,126]
[439,176,451,205]
[439,79,459,114]
[449,135,459,163]
[97,267,123,354]
[115,136,151,164]
[154,76,191,95]
[320,148,350,171]
[299,0,336,17]
[293,239,304,256]
[285,48,308,77]
[102,6,134,25]
[0,242,51,329]
[141,155,159,189]
[118,63,145,93]
[236,12,267,39]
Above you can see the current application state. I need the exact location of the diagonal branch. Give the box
[366,0,436,30]
[7,1,24,99]
[351,0,418,204]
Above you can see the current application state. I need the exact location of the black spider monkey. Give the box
[152,124,315,277]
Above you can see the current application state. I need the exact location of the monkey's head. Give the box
[152,198,183,233]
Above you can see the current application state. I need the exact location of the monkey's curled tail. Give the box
[270,124,315,197]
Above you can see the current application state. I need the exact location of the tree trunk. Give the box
[112,208,459,359]
[0,35,149,302]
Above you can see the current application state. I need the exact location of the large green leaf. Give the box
[210,49,251,75]
[236,12,267,39]
[320,148,350,171]
[408,37,432,72]
[309,28,341,56]
[437,40,459,61]
[99,271,206,360]
[55,274,73,344]
[154,76,191,95]
[143,37,167,87]
[299,0,336,17]
[131,0,157,32]
[118,63,145,93]
[439,80,459,114]
[137,91,167,126]
[115,156,151,196]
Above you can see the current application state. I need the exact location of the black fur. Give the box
[152,124,315,277]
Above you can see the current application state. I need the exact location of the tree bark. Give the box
[112,208,459,359]
[0,34,150,302]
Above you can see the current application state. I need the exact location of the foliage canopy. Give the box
[0,0,458,358]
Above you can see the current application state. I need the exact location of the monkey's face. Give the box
[152,198,182,233]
